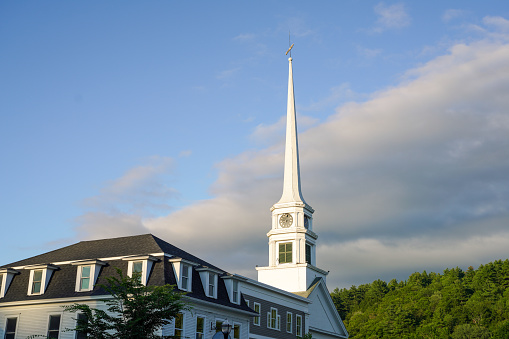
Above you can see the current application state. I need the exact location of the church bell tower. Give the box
[256,54,328,293]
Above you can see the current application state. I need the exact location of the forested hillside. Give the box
[330,259,509,338]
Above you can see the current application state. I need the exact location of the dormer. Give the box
[0,268,19,298]
[71,259,107,292]
[221,274,247,305]
[122,255,159,286]
[196,267,222,299]
[169,258,199,292]
[26,264,59,296]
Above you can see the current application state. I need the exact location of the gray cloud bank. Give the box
[77,24,509,289]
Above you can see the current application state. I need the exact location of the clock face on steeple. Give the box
[279,213,293,228]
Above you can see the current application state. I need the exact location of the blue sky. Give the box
[2,1,509,289]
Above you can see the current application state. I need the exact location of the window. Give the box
[196,316,204,339]
[132,261,143,283]
[232,280,239,303]
[32,269,43,294]
[305,243,311,264]
[79,266,92,290]
[296,314,302,337]
[233,323,240,339]
[4,317,17,339]
[75,313,88,339]
[267,307,280,330]
[181,264,190,290]
[47,315,61,339]
[174,313,184,338]
[215,320,223,332]
[245,299,249,307]
[253,302,261,326]
[279,242,292,264]
[125,256,158,286]
[208,272,216,297]
[0,273,3,295]
[287,312,293,333]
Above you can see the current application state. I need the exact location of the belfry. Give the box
[256,54,328,293]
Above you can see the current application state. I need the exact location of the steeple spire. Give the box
[276,57,307,206]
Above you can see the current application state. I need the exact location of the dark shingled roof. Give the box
[0,234,255,315]
[1,234,221,271]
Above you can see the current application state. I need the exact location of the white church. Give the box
[0,55,349,339]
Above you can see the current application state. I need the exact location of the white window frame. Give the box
[195,315,205,339]
[0,269,17,298]
[286,312,293,333]
[26,264,58,296]
[4,315,19,339]
[169,258,199,292]
[296,314,303,337]
[72,260,106,292]
[123,255,158,286]
[253,302,261,326]
[245,299,249,307]
[47,314,62,338]
[196,267,222,299]
[267,307,280,330]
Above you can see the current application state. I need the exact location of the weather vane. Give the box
[286,31,294,57]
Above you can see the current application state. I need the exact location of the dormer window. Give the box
[26,264,59,296]
[0,268,19,298]
[196,267,221,299]
[123,255,158,286]
[221,275,245,305]
[72,260,107,292]
[169,258,198,292]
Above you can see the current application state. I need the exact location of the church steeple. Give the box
[277,57,307,206]
[256,51,327,293]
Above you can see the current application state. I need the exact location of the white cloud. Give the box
[442,9,466,23]
[373,2,411,33]
[77,24,509,290]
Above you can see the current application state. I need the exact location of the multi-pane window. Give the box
[47,315,61,339]
[208,272,216,297]
[181,264,189,290]
[232,280,239,303]
[132,261,143,283]
[76,313,88,339]
[174,313,184,338]
[233,323,240,339]
[253,302,261,326]
[279,242,292,264]
[4,317,17,339]
[296,314,302,337]
[287,312,293,333]
[80,266,91,291]
[305,243,311,264]
[196,316,204,339]
[32,269,43,294]
[267,307,280,330]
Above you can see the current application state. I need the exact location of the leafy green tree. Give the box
[452,324,491,339]
[64,268,187,339]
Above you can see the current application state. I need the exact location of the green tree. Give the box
[64,268,187,339]
[451,324,491,339]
